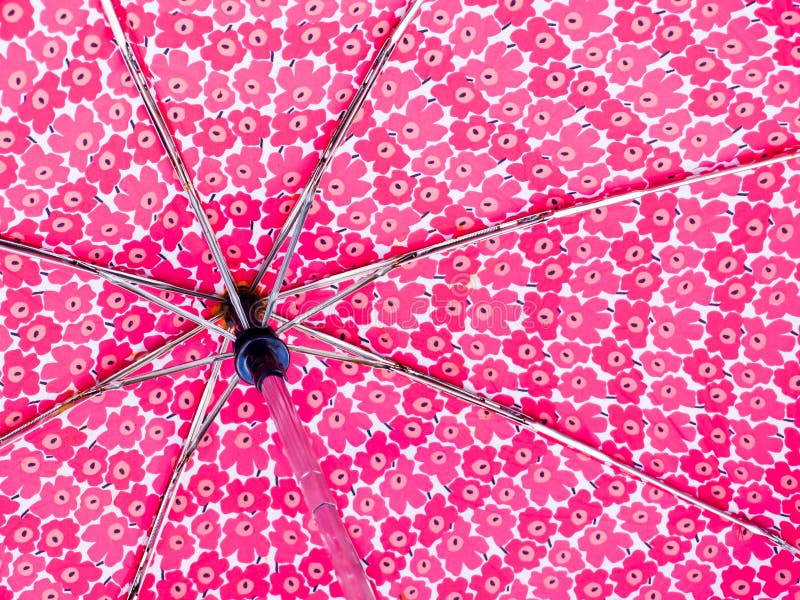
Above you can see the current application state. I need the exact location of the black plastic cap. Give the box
[234,327,290,388]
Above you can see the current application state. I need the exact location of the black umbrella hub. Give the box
[220,286,290,387]
[234,326,290,387]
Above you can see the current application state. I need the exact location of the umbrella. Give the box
[1,0,799,598]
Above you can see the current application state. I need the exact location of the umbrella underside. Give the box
[1,0,800,599]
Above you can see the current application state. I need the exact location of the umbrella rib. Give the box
[250,0,426,316]
[126,349,229,600]
[108,353,232,389]
[0,321,214,448]
[275,264,393,334]
[288,344,389,369]
[106,274,234,340]
[0,236,221,302]
[0,234,230,339]
[282,148,800,300]
[99,0,249,328]
[288,320,798,556]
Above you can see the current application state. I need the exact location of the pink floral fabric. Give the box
[1,0,800,599]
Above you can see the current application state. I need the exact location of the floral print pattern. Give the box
[1,0,800,599]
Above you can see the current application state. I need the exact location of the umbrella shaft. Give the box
[259,375,375,600]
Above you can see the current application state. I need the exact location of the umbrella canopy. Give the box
[2,0,800,598]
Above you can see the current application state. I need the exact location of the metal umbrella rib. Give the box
[125,349,230,600]
[99,0,249,328]
[278,149,800,306]
[287,319,798,555]
[0,236,222,302]
[250,0,427,322]
[0,321,216,448]
[0,237,230,339]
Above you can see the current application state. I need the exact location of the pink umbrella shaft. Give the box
[259,375,376,600]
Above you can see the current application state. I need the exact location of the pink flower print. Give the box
[735,482,781,517]
[649,305,702,354]
[549,122,605,170]
[578,515,633,568]
[36,518,80,558]
[618,502,662,540]
[613,5,660,42]
[574,569,616,600]
[432,73,489,119]
[610,550,658,597]
[608,404,645,450]
[30,475,80,519]
[0,348,40,398]
[529,61,575,98]
[114,484,159,530]
[544,0,612,41]
[465,42,526,97]
[150,50,205,100]
[353,128,410,174]
[49,105,104,169]
[530,567,572,600]
[731,202,770,253]
[435,517,488,574]
[155,522,195,571]
[768,206,800,256]
[414,494,459,547]
[665,505,707,540]
[731,420,781,465]
[673,560,716,600]
[199,29,246,71]
[85,513,139,565]
[742,317,794,366]
[689,82,733,118]
[705,17,769,64]
[558,365,606,403]
[2,513,40,552]
[468,555,513,599]
[612,300,651,348]
[187,551,228,594]
[27,423,86,462]
[645,409,693,453]
[711,275,756,313]
[743,163,786,203]
[721,566,761,600]
[648,535,692,567]
[47,551,101,596]
[739,387,783,421]
[676,197,730,248]
[224,146,267,192]
[586,100,646,141]
[0,447,59,497]
[414,36,454,82]
[84,134,132,194]
[670,45,731,86]
[558,296,610,344]
[661,271,713,308]
[743,120,797,154]
[680,120,730,161]
[155,573,196,600]
[218,424,269,476]
[510,17,569,63]
[415,442,461,485]
[567,70,610,110]
[379,457,429,513]
[759,552,800,598]
[18,144,68,189]
[553,489,602,537]
[607,43,658,85]
[221,513,269,564]
[188,463,229,507]
[17,72,67,134]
